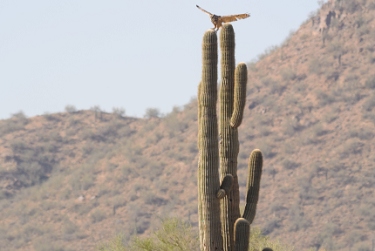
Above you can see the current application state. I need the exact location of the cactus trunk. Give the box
[198,30,223,251]
[219,24,241,251]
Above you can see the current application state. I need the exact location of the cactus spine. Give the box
[198,24,269,251]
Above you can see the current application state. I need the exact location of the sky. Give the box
[0,1,320,119]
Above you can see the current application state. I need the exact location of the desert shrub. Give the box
[288,205,311,232]
[109,195,127,212]
[0,111,28,135]
[91,209,106,223]
[144,108,160,118]
[188,142,198,154]
[262,218,281,235]
[348,127,374,140]
[356,244,371,251]
[261,77,284,95]
[91,105,103,121]
[367,54,375,64]
[324,70,340,82]
[43,112,60,121]
[340,138,363,156]
[347,230,367,247]
[345,73,359,84]
[99,120,124,139]
[98,218,292,251]
[312,123,329,137]
[62,220,78,235]
[270,201,284,214]
[327,39,345,58]
[69,167,95,191]
[98,219,196,251]
[165,115,188,133]
[11,110,27,120]
[65,105,77,113]
[249,227,293,251]
[81,172,95,190]
[71,202,95,215]
[282,159,300,170]
[308,58,322,75]
[356,24,370,37]
[10,139,27,152]
[146,132,163,145]
[5,142,56,187]
[367,0,375,8]
[355,15,365,28]
[41,200,58,211]
[341,0,360,13]
[365,75,375,89]
[23,224,44,240]
[285,94,304,106]
[323,111,338,123]
[362,111,375,123]
[259,127,271,137]
[281,68,297,82]
[34,242,68,251]
[112,107,126,117]
[362,95,375,111]
[315,90,336,106]
[68,118,80,127]
[341,90,363,104]
[257,142,277,159]
[257,45,279,61]
[282,117,302,136]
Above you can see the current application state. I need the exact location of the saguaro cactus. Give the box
[198,24,269,251]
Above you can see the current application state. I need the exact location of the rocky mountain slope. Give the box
[1,0,375,250]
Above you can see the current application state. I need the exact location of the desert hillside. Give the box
[1,0,375,250]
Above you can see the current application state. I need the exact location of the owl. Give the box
[196,5,250,31]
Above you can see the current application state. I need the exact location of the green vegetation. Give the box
[112,107,126,117]
[65,105,77,113]
[97,218,292,251]
[144,108,161,118]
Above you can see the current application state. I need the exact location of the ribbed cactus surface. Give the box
[198,30,223,251]
[243,149,263,224]
[234,218,250,251]
[219,24,241,251]
[198,24,269,251]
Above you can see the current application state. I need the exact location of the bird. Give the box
[196,5,250,31]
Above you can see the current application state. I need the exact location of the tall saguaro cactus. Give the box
[198,24,268,251]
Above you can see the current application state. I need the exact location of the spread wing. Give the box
[220,13,250,23]
[196,5,213,16]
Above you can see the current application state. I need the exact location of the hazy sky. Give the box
[0,1,320,119]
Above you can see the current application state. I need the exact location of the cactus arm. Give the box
[217,174,234,199]
[230,63,248,128]
[198,30,223,251]
[234,218,250,251]
[243,149,263,224]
